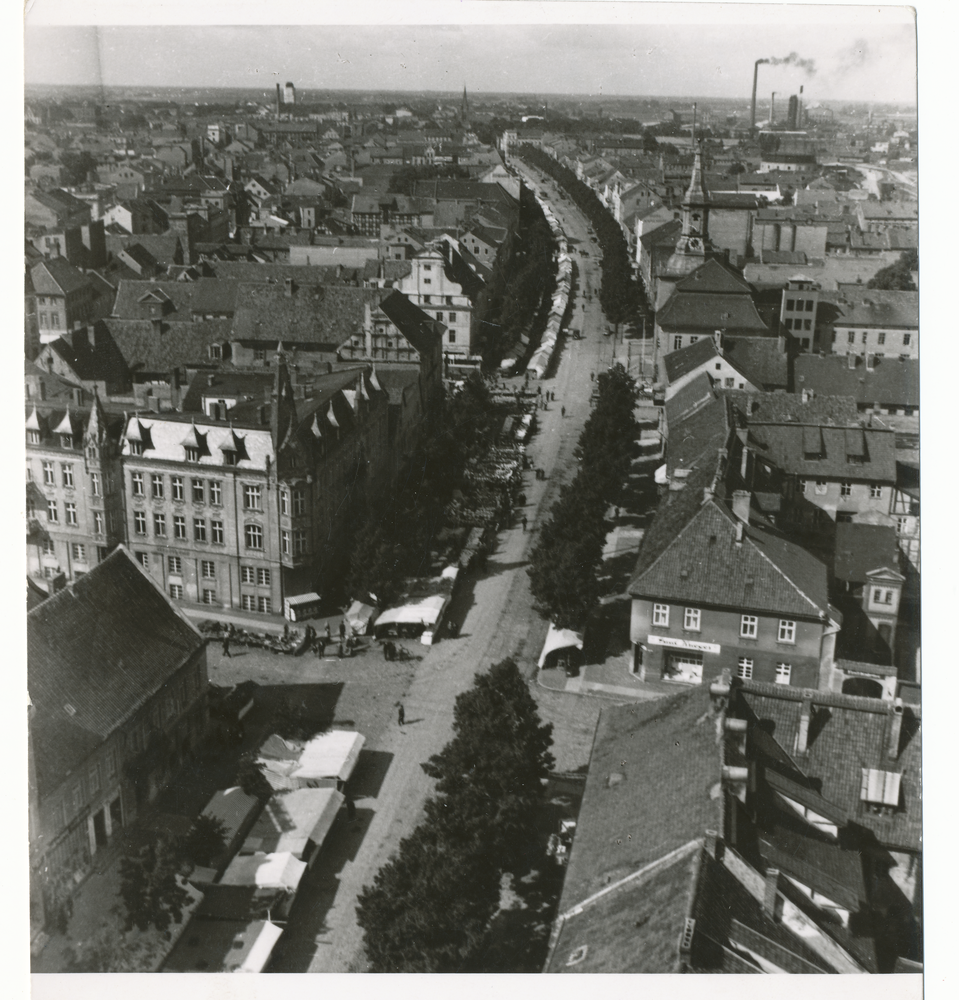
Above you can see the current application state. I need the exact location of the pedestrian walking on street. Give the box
[397,703,405,726]
[325,622,332,643]
[522,515,528,532]
[382,641,390,661]
[561,406,566,417]
[222,636,231,658]
[339,620,346,640]
[590,372,595,381]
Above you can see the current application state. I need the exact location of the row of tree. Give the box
[346,374,503,607]
[527,365,640,629]
[356,658,555,972]
[514,145,642,326]
[473,185,557,365]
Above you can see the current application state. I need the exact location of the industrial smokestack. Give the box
[798,85,804,129]
[751,59,769,129]
[770,92,776,125]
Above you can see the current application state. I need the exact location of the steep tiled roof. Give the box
[547,839,701,973]
[833,289,918,329]
[629,498,830,617]
[103,317,234,372]
[28,546,203,798]
[722,338,789,390]
[663,336,719,383]
[664,377,729,476]
[795,354,918,408]
[658,261,768,334]
[734,681,921,851]
[748,422,897,483]
[833,522,901,583]
[30,257,90,296]
[554,687,722,915]
[724,390,859,426]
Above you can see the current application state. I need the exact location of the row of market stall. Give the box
[161,729,365,973]
[526,192,573,379]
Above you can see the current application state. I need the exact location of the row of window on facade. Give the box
[652,604,800,642]
[129,511,306,554]
[798,480,885,497]
[834,330,912,346]
[29,462,110,493]
[735,657,793,684]
[128,474,307,514]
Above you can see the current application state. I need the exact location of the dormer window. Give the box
[129,441,143,456]
[860,768,901,814]
[185,446,201,463]
[60,435,73,450]
[27,430,41,445]
[209,344,222,360]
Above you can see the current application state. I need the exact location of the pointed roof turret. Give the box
[84,388,109,448]
[682,141,708,210]
[270,355,298,454]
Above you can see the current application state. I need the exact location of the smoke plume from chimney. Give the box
[766,52,817,76]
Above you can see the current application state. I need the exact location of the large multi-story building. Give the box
[28,546,208,939]
[118,361,390,611]
[628,469,841,691]
[26,390,126,587]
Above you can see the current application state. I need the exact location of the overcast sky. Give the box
[24,4,917,104]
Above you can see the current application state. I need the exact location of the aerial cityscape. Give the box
[25,8,920,978]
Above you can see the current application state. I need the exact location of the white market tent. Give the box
[374,594,447,630]
[221,851,307,892]
[242,787,344,862]
[538,623,585,668]
[236,920,285,973]
[291,730,366,786]
[345,600,378,634]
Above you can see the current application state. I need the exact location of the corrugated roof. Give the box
[28,546,204,797]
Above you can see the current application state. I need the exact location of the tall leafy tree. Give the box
[357,660,555,971]
[118,836,191,939]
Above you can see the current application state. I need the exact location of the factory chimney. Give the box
[770,92,776,125]
[798,85,804,129]
[751,59,769,129]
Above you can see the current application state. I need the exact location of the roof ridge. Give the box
[741,524,827,616]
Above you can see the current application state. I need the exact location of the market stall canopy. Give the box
[242,787,344,860]
[221,851,306,892]
[538,623,585,669]
[375,594,447,629]
[237,920,285,973]
[345,600,378,634]
[291,730,365,785]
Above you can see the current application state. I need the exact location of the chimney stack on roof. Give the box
[887,697,904,760]
[734,520,744,545]
[731,490,751,525]
[796,696,812,755]
[847,352,857,370]
[763,868,781,921]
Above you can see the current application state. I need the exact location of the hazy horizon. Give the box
[24,16,917,105]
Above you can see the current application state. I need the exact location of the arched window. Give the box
[244,523,263,550]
